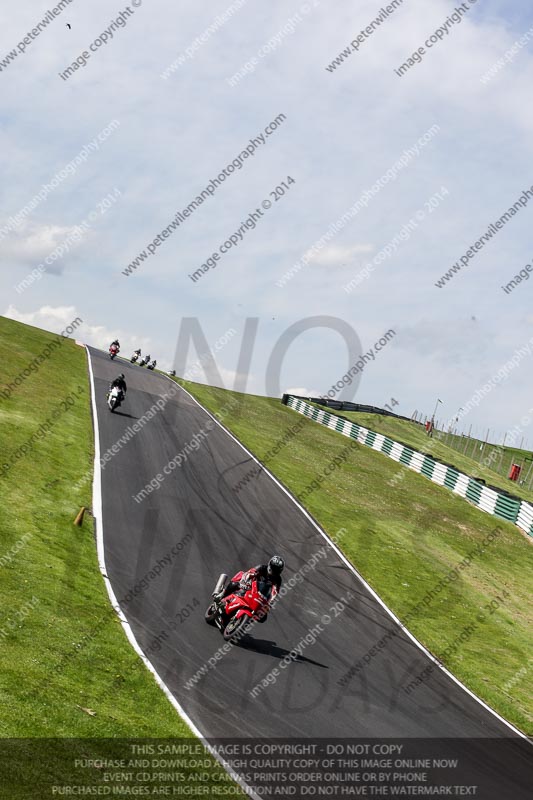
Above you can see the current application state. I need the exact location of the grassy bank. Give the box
[322,406,533,504]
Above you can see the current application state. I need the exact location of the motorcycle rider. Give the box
[108,373,127,401]
[142,353,151,366]
[148,359,157,370]
[110,339,120,350]
[215,555,284,621]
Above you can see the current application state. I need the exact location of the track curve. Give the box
[87,347,531,796]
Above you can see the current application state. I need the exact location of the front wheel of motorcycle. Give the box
[223,614,248,642]
[205,603,217,626]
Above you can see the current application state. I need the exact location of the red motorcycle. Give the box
[109,344,119,360]
[205,571,272,642]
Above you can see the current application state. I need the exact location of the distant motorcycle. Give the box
[147,360,157,371]
[109,344,119,360]
[107,386,123,412]
[205,572,271,642]
[139,355,151,367]
[130,350,141,363]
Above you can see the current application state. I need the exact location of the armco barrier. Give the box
[285,395,533,537]
[281,393,416,423]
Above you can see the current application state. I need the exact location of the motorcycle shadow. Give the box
[235,636,328,669]
[111,411,139,419]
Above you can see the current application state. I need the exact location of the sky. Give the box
[2,0,533,445]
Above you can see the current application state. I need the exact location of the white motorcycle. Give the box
[107,386,123,412]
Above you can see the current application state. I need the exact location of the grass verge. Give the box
[319,406,533,504]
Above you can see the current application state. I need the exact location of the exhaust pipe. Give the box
[213,573,228,597]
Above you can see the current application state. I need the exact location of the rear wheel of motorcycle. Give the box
[205,603,217,626]
[223,615,248,642]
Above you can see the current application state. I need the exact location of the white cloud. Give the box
[1,223,79,273]
[5,304,78,328]
[3,305,152,356]
[284,386,323,397]
[304,244,374,267]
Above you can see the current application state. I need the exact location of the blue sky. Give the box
[2,0,533,444]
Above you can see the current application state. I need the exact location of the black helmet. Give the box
[267,555,284,577]
[118,373,125,380]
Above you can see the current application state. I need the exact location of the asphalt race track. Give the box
[87,347,531,796]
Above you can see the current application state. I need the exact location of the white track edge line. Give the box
[165,375,529,742]
[85,348,260,799]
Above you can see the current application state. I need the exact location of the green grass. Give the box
[175,378,533,735]
[0,317,241,798]
[320,406,533,504]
